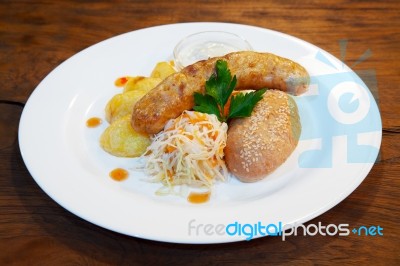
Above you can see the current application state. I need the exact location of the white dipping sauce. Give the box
[173,31,252,70]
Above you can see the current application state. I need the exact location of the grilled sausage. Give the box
[131,51,309,134]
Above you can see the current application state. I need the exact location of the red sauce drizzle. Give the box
[86,117,102,128]
[114,76,129,87]
[187,191,211,204]
[109,168,129,181]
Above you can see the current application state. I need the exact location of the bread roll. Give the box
[225,90,301,182]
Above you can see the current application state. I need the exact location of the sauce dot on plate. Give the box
[86,117,102,128]
[187,191,211,204]
[109,168,129,181]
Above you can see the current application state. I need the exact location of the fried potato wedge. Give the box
[123,77,162,93]
[105,90,147,124]
[150,61,176,80]
[100,115,151,157]
[100,61,177,158]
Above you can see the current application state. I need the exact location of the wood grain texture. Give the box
[1,0,399,265]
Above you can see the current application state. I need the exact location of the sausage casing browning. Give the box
[132,51,309,134]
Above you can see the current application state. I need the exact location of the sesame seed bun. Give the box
[225,90,301,182]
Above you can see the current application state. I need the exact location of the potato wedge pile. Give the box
[100,61,176,157]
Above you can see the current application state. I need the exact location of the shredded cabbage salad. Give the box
[141,110,229,194]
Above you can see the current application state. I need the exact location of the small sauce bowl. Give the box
[173,31,253,70]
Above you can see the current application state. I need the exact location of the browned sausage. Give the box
[131,51,309,134]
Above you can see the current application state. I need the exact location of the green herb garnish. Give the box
[193,60,267,122]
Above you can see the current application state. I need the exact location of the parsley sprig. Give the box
[193,60,267,122]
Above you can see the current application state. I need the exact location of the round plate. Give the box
[18,22,381,244]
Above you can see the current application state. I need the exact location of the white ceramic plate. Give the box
[19,22,381,244]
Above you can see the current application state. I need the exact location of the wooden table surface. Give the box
[1,0,399,265]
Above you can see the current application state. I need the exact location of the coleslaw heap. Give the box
[141,110,229,195]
